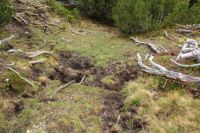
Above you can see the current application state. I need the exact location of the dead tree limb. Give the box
[26,50,53,58]
[177,29,193,34]
[0,35,15,45]
[79,75,86,84]
[13,13,29,25]
[164,30,174,40]
[29,59,45,65]
[50,80,75,99]
[130,37,168,54]
[6,67,34,87]
[137,53,200,83]
[171,59,200,68]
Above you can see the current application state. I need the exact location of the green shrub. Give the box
[0,0,14,26]
[79,0,117,21]
[47,0,79,21]
[113,0,200,34]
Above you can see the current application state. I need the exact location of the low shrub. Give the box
[113,0,200,34]
[47,0,79,21]
[0,0,14,26]
[79,0,117,22]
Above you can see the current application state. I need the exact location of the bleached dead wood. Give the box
[7,49,23,54]
[176,39,200,62]
[130,37,168,54]
[26,50,53,58]
[177,29,193,34]
[6,67,34,87]
[164,30,173,40]
[171,59,200,67]
[0,35,15,45]
[79,75,85,84]
[71,29,86,35]
[137,53,200,83]
[50,80,75,99]
[13,13,29,25]
[29,59,45,65]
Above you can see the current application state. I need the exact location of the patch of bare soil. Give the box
[48,51,93,83]
[189,86,200,99]
[101,92,123,131]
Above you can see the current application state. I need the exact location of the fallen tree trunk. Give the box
[137,53,200,83]
[131,37,168,54]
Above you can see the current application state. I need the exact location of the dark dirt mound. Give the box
[88,63,139,91]
[101,92,123,131]
[49,51,93,83]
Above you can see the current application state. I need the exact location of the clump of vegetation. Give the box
[79,0,117,22]
[0,0,14,26]
[47,0,79,21]
[113,0,200,34]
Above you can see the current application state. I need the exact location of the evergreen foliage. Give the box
[79,0,117,21]
[113,0,200,34]
[0,0,14,26]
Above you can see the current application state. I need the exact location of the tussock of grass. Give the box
[123,76,200,133]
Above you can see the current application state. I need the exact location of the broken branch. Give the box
[6,67,34,87]
[26,50,53,58]
[131,37,168,54]
[171,59,200,68]
[50,80,75,99]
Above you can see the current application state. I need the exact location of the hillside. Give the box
[0,0,200,133]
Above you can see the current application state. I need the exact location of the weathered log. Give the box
[137,53,200,83]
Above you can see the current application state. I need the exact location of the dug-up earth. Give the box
[0,0,200,133]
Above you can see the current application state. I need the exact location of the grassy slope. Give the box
[0,0,200,132]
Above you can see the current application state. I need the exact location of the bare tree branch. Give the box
[50,80,75,99]
[26,50,53,58]
[131,37,168,54]
[6,67,34,87]
[171,59,200,68]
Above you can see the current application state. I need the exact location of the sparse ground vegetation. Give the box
[0,0,200,133]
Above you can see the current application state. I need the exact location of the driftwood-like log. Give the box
[137,53,200,83]
[131,37,168,54]
[50,80,75,99]
[6,67,34,87]
[26,50,53,58]
[0,35,15,45]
